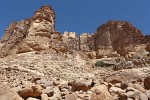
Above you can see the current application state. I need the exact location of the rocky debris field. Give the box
[0,51,149,100]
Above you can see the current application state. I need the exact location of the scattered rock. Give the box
[36,79,53,88]
[52,87,61,100]
[42,86,54,97]
[65,93,78,100]
[41,94,49,100]
[70,80,92,92]
[90,85,114,100]
[105,70,141,84]
[18,82,42,99]
[109,86,125,95]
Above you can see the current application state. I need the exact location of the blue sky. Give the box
[0,0,150,38]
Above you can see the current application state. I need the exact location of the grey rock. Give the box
[36,79,53,87]
[42,86,54,97]
[139,93,148,100]
[109,86,125,94]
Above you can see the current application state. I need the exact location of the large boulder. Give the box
[90,84,114,100]
[69,79,94,92]
[0,85,23,100]
[18,81,42,99]
[105,70,141,84]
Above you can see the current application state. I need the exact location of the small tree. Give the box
[95,61,105,67]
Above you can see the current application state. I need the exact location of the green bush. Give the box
[95,61,105,67]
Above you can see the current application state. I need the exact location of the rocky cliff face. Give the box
[78,33,95,51]
[0,5,150,100]
[62,32,95,52]
[95,20,148,58]
[145,35,150,52]
[63,31,78,52]
[145,35,150,42]
[0,5,66,57]
[0,6,149,61]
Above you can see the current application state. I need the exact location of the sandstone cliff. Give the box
[95,20,148,59]
[62,32,95,52]
[0,5,66,57]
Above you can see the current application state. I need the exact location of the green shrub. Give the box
[95,61,105,67]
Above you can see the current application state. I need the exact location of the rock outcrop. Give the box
[145,35,150,52]
[0,4,150,100]
[62,32,95,52]
[63,31,78,51]
[78,33,95,51]
[0,5,66,57]
[95,20,146,58]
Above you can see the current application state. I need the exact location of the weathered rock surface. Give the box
[0,85,23,100]
[0,5,66,57]
[91,85,114,100]
[0,4,150,100]
[78,33,95,51]
[63,31,77,51]
[95,20,147,58]
[145,90,150,99]
[105,70,141,84]
[69,79,94,92]
[63,32,95,52]
[18,81,42,99]
[65,93,78,100]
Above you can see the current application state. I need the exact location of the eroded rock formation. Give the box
[63,31,78,52]
[0,5,66,57]
[0,4,150,100]
[62,32,95,52]
[95,20,148,59]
